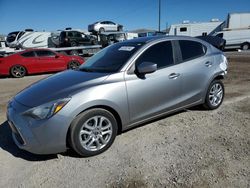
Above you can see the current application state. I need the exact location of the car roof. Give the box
[15,48,53,55]
[122,35,209,44]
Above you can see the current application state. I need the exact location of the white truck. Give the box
[168,19,222,37]
[1,29,101,56]
[212,13,250,50]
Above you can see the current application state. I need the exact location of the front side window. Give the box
[136,41,174,69]
[36,50,55,57]
[179,40,206,62]
[21,51,35,57]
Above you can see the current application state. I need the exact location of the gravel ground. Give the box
[0,52,249,188]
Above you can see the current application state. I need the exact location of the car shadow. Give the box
[0,121,57,161]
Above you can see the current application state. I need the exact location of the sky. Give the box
[0,0,249,34]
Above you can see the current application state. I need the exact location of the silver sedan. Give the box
[7,36,228,157]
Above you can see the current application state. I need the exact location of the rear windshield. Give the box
[79,42,145,73]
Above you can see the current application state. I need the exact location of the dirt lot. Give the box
[0,52,249,188]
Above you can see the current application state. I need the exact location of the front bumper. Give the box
[6,99,70,155]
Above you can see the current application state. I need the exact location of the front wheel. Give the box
[203,80,224,110]
[10,65,26,78]
[69,108,118,157]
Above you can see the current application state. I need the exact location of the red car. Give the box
[0,49,84,78]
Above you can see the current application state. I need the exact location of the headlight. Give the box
[23,98,71,120]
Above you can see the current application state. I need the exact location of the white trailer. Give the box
[212,13,250,50]
[6,30,51,48]
[168,19,222,37]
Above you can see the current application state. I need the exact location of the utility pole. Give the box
[158,0,161,32]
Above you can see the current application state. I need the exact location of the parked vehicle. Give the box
[168,19,222,37]
[0,48,84,78]
[212,13,250,50]
[197,35,226,50]
[126,32,138,40]
[100,32,127,48]
[3,29,101,57]
[6,30,51,49]
[7,36,227,156]
[213,29,250,50]
[56,30,98,47]
[88,21,123,33]
[0,36,17,57]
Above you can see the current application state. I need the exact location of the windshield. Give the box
[79,42,145,73]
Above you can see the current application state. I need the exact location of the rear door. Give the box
[35,50,65,72]
[174,39,213,106]
[125,41,182,124]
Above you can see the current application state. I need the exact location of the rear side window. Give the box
[136,41,174,69]
[36,50,55,57]
[179,40,206,61]
[21,51,35,57]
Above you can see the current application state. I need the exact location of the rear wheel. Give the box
[241,43,249,51]
[203,80,224,110]
[10,65,26,78]
[99,28,105,33]
[68,61,80,70]
[69,108,118,157]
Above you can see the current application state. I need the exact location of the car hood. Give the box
[14,70,110,107]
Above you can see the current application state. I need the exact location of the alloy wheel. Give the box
[79,116,113,152]
[11,65,26,78]
[209,83,223,107]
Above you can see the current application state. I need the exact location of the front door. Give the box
[125,41,182,124]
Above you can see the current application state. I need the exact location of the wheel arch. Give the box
[241,42,250,49]
[202,72,225,102]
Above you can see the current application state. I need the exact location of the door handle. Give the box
[205,61,213,67]
[169,73,180,79]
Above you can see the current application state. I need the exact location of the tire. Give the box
[68,61,80,70]
[10,65,27,78]
[241,43,249,51]
[203,80,224,110]
[99,28,105,33]
[69,108,118,157]
[70,41,78,47]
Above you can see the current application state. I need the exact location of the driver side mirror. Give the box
[136,62,157,75]
[55,55,60,58]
